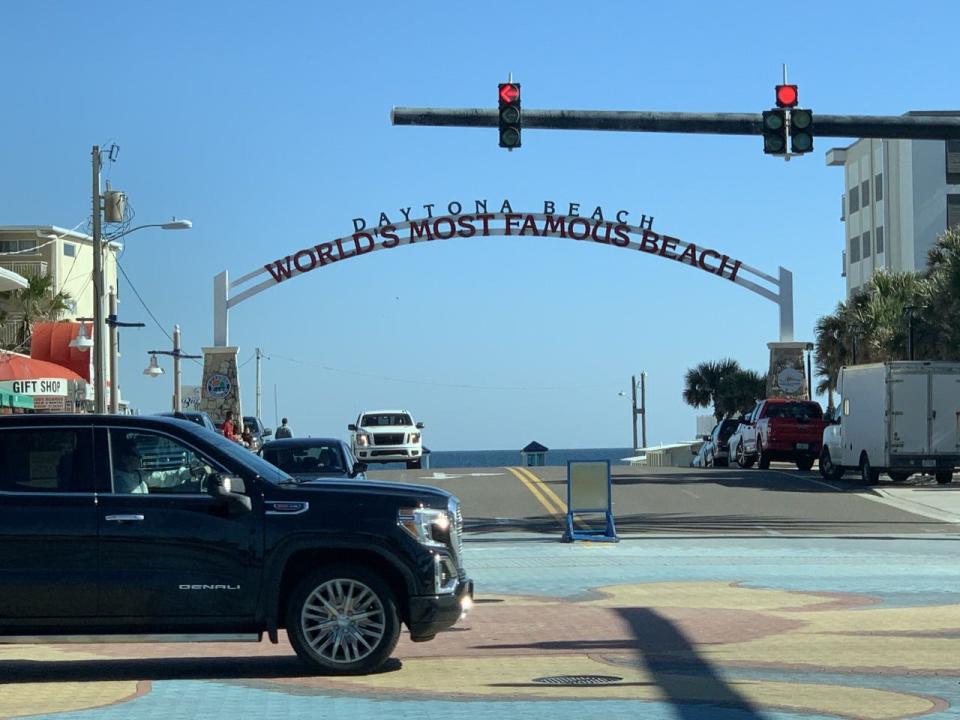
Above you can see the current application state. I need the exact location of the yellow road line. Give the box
[510,467,591,531]
[505,467,564,520]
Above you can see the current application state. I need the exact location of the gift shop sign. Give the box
[0,378,69,397]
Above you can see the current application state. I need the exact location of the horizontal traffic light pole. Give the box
[391,107,960,140]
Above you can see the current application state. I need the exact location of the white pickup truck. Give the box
[820,362,960,484]
[349,410,425,469]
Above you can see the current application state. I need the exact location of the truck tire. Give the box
[286,565,400,675]
[757,440,770,470]
[859,454,880,486]
[888,471,912,482]
[936,471,954,485]
[735,441,755,469]
[819,448,843,481]
[406,459,422,470]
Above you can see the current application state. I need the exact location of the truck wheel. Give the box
[757,440,770,470]
[859,454,880,486]
[406,459,422,470]
[819,449,843,481]
[888,471,912,482]
[935,471,953,485]
[286,566,400,675]
[796,458,814,472]
[736,441,755,469]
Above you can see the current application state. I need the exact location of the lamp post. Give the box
[89,144,192,413]
[71,299,145,413]
[903,305,920,361]
[145,325,202,411]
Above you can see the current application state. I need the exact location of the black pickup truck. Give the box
[0,414,472,674]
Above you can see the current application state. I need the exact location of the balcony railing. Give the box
[0,260,48,279]
[0,319,22,348]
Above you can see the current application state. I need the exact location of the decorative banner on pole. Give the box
[563,460,618,543]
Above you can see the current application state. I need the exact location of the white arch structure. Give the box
[212,212,795,346]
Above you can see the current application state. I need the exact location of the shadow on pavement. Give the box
[477,607,765,718]
[0,655,402,682]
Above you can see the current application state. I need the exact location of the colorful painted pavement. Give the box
[3,536,959,720]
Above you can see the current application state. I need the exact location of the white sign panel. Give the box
[0,378,69,397]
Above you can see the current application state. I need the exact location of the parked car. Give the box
[821,362,960,484]
[704,418,740,467]
[730,398,826,471]
[260,437,366,481]
[691,439,711,467]
[0,414,472,675]
[349,409,424,469]
[155,410,217,433]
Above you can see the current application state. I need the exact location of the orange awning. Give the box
[30,321,93,382]
[0,353,85,382]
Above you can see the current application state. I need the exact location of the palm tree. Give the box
[682,358,742,421]
[814,306,848,412]
[717,368,768,418]
[0,273,72,351]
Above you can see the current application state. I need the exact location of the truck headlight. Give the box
[409,432,421,444]
[355,433,371,447]
[398,507,450,548]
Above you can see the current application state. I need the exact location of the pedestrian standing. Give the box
[222,410,239,442]
[275,417,293,439]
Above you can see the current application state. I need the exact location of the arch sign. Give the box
[212,199,794,346]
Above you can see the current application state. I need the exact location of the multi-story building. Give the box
[0,225,118,348]
[826,112,960,298]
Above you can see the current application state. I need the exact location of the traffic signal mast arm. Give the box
[391,107,960,140]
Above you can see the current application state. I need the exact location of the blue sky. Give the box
[2,1,957,450]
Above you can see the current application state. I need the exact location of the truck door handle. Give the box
[105,514,145,523]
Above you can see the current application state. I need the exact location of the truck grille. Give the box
[373,433,404,446]
[449,498,464,570]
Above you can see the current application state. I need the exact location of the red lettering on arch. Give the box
[409,220,434,242]
[639,230,660,254]
[542,215,566,237]
[293,250,318,273]
[519,214,540,236]
[265,257,293,283]
[698,249,721,272]
[676,243,698,266]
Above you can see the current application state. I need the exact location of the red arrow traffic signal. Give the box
[499,83,520,104]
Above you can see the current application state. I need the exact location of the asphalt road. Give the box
[366,464,960,537]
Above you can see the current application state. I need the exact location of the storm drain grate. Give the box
[532,675,623,686]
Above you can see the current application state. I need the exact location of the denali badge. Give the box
[178,584,240,591]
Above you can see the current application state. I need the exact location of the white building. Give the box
[826,112,960,298]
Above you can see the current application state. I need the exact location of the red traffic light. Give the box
[775,84,798,108]
[499,83,520,104]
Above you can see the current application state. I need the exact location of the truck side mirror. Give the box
[263,428,272,437]
[207,473,252,513]
[348,424,357,431]
[416,422,424,429]
[350,462,368,478]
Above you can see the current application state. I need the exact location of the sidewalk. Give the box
[868,480,960,524]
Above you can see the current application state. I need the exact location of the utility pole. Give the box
[107,287,145,414]
[255,347,262,418]
[631,373,648,451]
[91,146,106,413]
[147,326,201,412]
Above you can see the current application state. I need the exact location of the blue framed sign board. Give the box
[563,460,618,542]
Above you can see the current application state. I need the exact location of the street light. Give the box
[89,143,192,414]
[144,325,202,411]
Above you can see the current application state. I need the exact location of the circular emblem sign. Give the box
[206,373,232,399]
[776,367,805,394]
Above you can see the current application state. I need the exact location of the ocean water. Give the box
[376,447,636,469]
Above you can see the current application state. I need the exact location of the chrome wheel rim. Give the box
[300,579,386,664]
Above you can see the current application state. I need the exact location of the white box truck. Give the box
[820,362,960,484]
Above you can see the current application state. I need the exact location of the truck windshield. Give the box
[361,414,412,426]
[199,428,293,484]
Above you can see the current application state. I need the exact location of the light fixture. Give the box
[160,219,192,230]
[69,323,94,352]
[143,354,164,377]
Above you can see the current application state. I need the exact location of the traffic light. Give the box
[790,108,814,154]
[498,82,521,149]
[762,109,787,155]
[775,84,799,108]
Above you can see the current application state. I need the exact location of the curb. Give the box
[868,487,960,524]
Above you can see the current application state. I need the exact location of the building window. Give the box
[875,174,883,202]
[876,226,884,254]
[63,243,76,257]
[862,231,872,258]
[849,236,860,263]
[861,180,870,208]
[849,187,860,213]
[947,141,960,185]
[0,239,39,254]
[948,195,960,230]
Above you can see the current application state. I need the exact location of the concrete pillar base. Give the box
[200,346,242,427]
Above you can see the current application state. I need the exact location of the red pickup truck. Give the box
[732,398,827,471]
